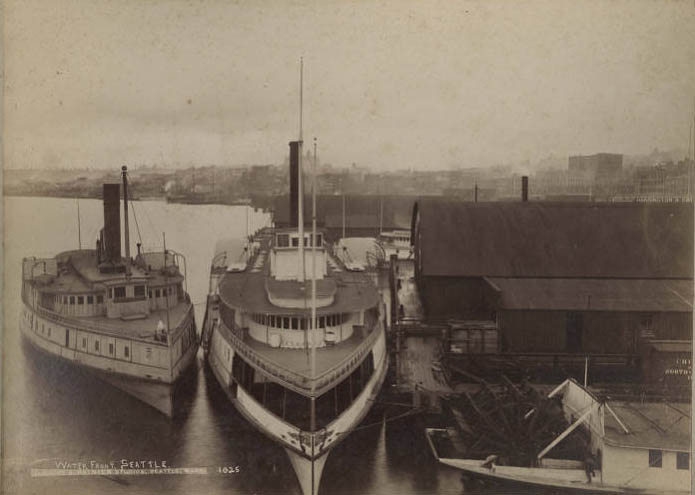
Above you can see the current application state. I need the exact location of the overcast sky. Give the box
[4,0,695,171]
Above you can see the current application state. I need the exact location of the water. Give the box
[2,196,463,495]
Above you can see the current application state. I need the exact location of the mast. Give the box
[298,57,305,283]
[122,166,131,276]
[163,232,171,334]
[310,137,318,495]
[77,199,82,249]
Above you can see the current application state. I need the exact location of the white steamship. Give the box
[201,124,388,494]
[20,167,198,416]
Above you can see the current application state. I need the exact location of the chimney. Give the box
[521,176,529,202]
[102,183,121,263]
[289,141,300,227]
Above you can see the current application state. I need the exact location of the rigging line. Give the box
[131,200,144,246]
[124,169,144,246]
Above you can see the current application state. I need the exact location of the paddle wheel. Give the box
[442,379,589,468]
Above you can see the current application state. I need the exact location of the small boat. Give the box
[426,378,691,494]
[20,167,198,416]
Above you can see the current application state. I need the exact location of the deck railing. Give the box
[219,317,381,397]
[23,288,190,346]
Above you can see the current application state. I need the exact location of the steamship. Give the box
[20,167,198,416]
[201,139,389,494]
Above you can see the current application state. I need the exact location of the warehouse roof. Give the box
[412,201,693,279]
[489,278,693,312]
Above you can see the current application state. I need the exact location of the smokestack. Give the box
[289,141,300,227]
[102,183,121,263]
[521,176,529,202]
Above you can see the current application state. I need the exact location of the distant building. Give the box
[273,194,416,239]
[568,153,623,179]
[411,200,693,384]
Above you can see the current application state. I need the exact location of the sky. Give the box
[4,0,695,171]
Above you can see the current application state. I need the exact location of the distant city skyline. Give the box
[4,0,695,171]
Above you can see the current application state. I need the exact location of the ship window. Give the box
[69,296,75,305]
[168,286,173,295]
[82,337,87,348]
[146,348,152,359]
[95,341,100,352]
[277,234,290,247]
[155,289,161,297]
[109,288,113,298]
[114,286,126,299]
[315,234,322,246]
[283,317,289,329]
[78,296,84,305]
[148,290,153,298]
[97,295,103,304]
[109,343,114,354]
[649,450,662,468]
[63,296,68,304]
[87,295,93,304]
[124,346,129,358]
[134,285,145,297]
[300,318,307,330]
[291,318,298,330]
[677,453,689,470]
[291,237,299,247]
[319,316,325,328]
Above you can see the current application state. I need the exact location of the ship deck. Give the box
[242,327,370,379]
[217,234,379,315]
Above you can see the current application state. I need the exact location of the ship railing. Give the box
[220,318,381,397]
[23,290,192,346]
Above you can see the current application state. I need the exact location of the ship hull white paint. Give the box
[20,303,199,416]
[206,325,389,495]
[285,448,328,495]
[426,429,689,495]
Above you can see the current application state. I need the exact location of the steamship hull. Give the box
[20,299,198,416]
[20,171,198,417]
[204,314,389,495]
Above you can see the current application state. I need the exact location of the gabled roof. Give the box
[412,201,693,279]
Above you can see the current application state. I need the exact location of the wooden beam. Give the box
[537,403,596,460]
[604,403,630,434]
[547,379,570,399]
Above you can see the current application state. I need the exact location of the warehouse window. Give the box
[677,453,689,470]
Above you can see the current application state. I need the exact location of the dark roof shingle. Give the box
[413,201,693,279]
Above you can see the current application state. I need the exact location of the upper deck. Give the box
[216,229,380,316]
[23,249,191,342]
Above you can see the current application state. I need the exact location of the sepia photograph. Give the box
[2,1,694,494]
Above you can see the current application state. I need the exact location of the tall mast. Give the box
[122,166,131,276]
[310,137,318,495]
[77,199,82,249]
[311,137,318,407]
[298,58,305,283]
[163,232,171,333]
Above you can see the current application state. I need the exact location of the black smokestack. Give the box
[289,141,300,227]
[521,176,529,202]
[103,183,121,262]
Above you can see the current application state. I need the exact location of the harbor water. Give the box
[3,196,464,495]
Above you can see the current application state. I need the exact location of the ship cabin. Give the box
[212,225,386,434]
[22,182,194,348]
[558,379,691,492]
